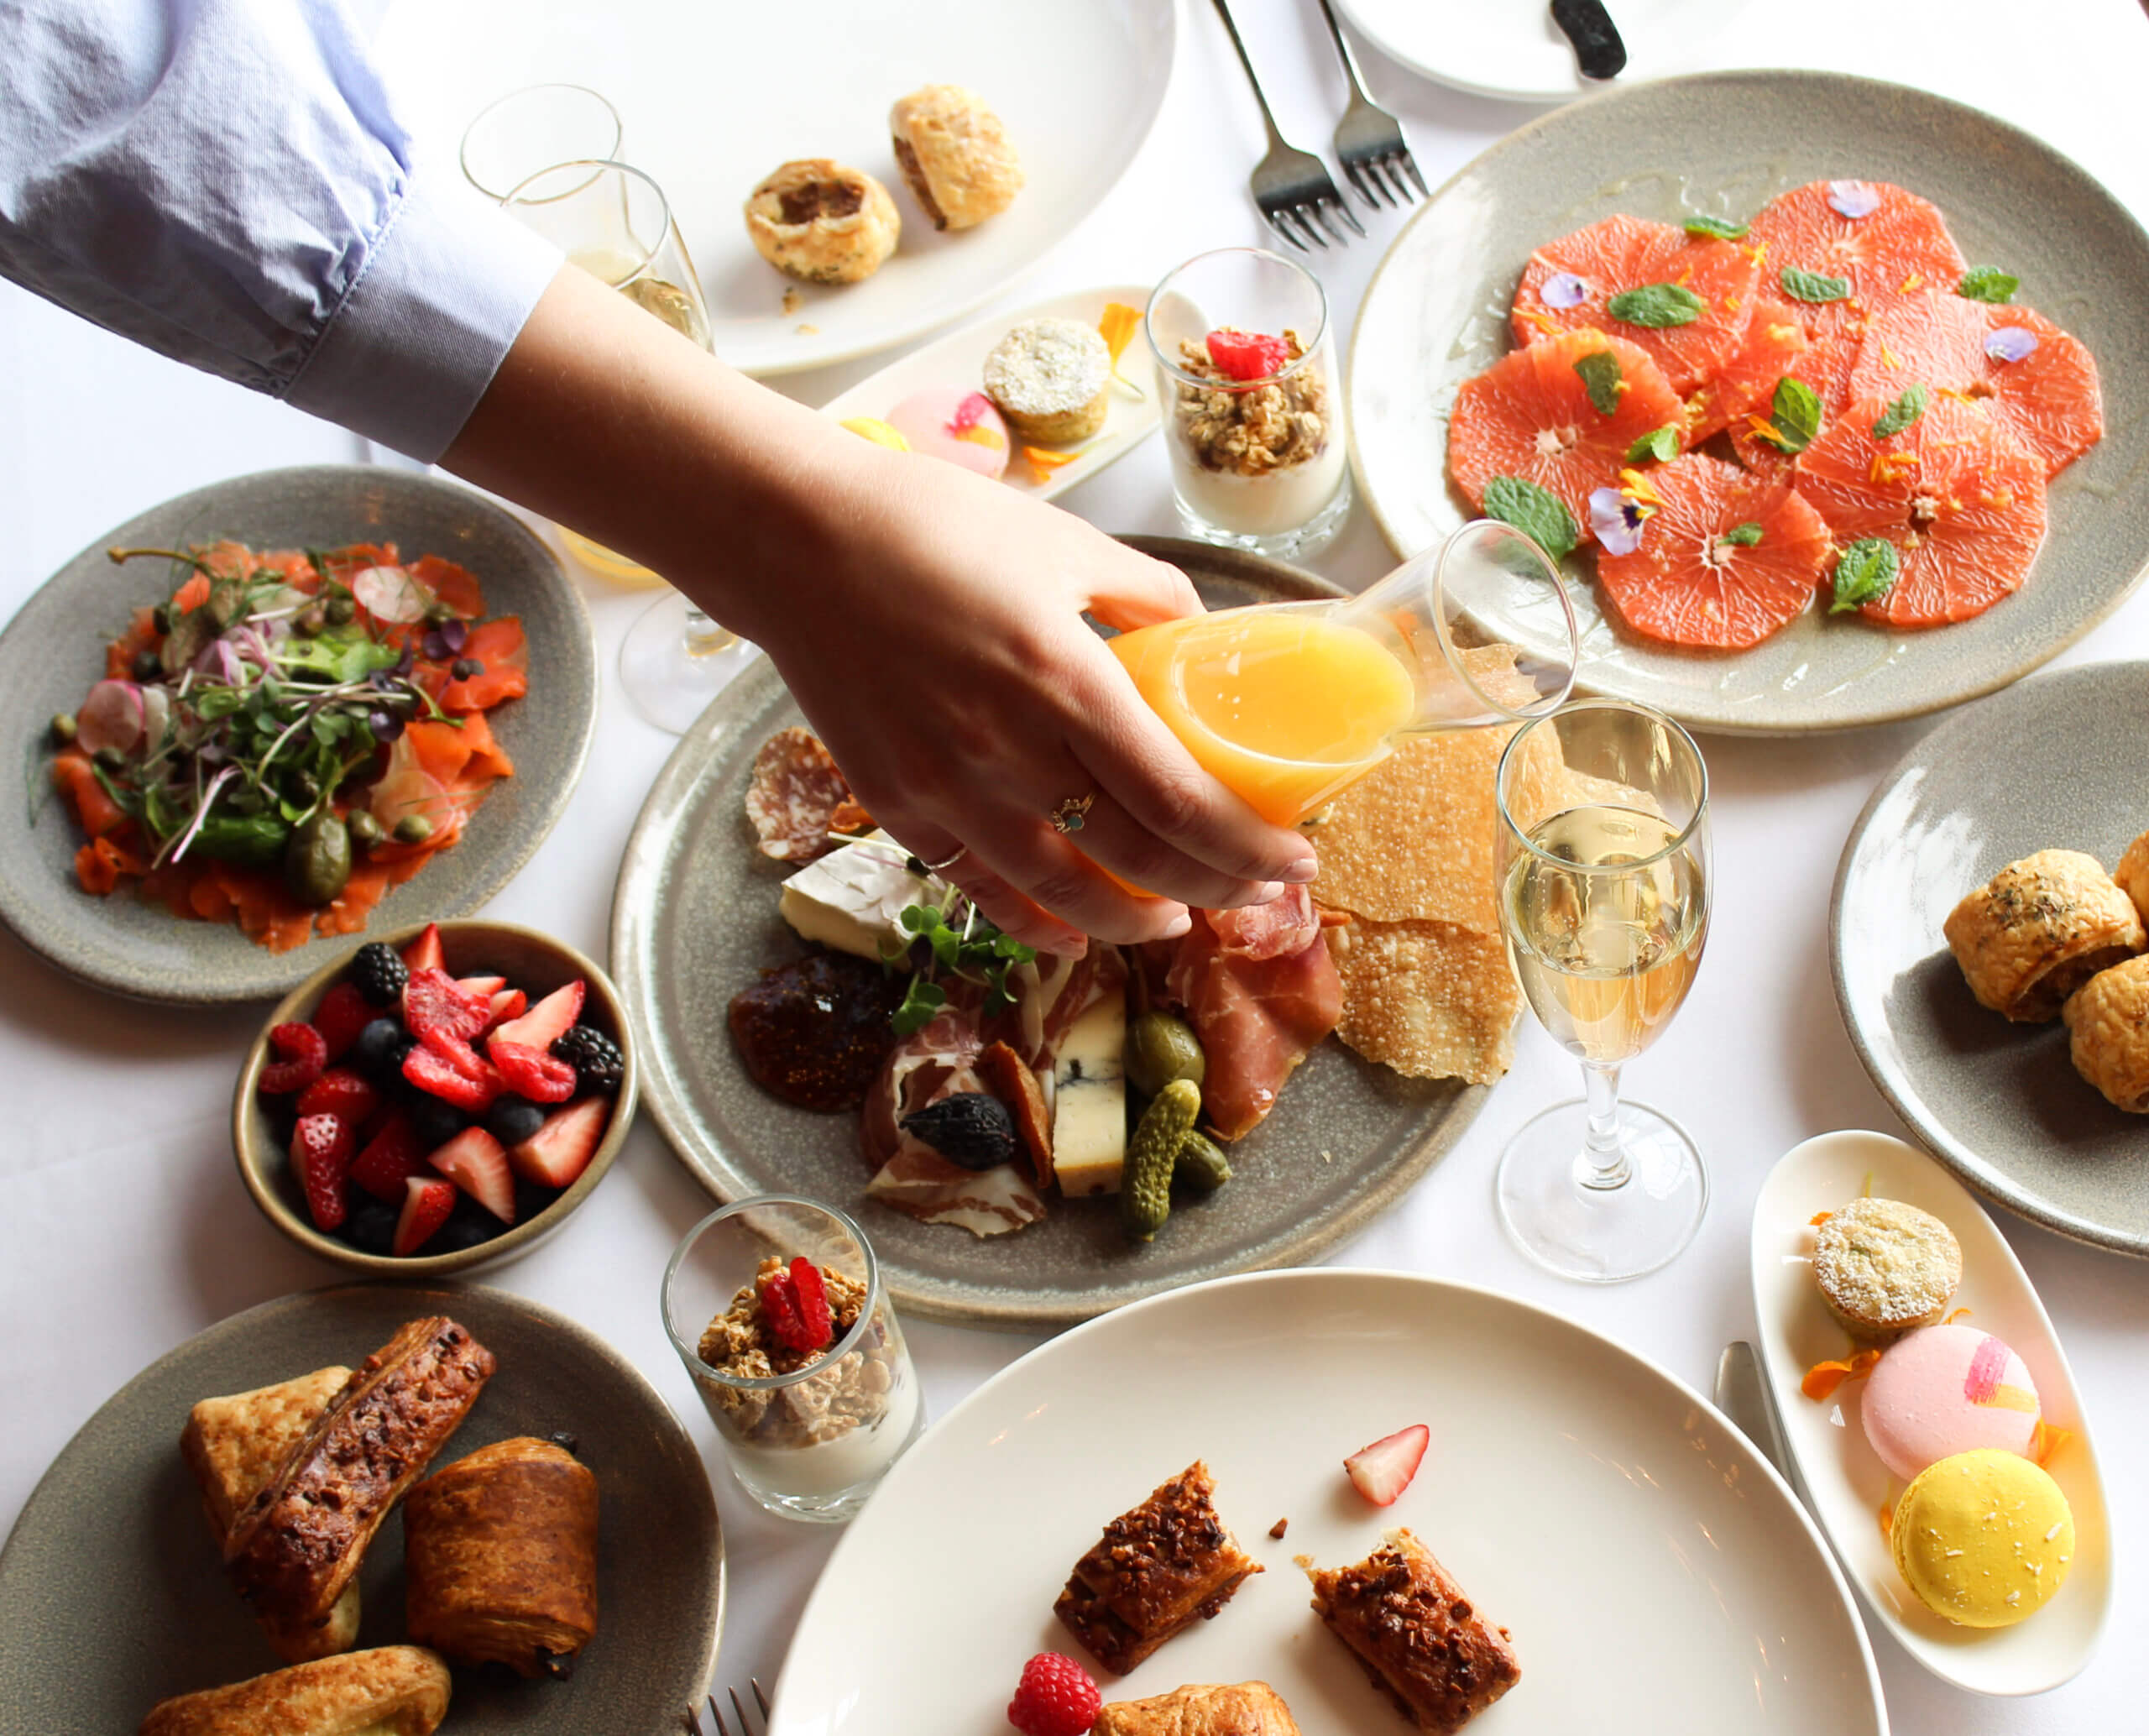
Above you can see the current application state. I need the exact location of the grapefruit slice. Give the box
[1595,453,1833,649]
[1842,290,1987,407]
[1796,394,2047,628]
[1685,297,1810,443]
[1450,329,1686,540]
[1512,215,1760,395]
[1973,306,2104,478]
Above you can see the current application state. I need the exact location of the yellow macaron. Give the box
[1890,1447,2073,1628]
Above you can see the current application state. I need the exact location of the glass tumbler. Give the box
[661,1195,925,1522]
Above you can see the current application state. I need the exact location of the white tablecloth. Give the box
[3,3,2145,1731]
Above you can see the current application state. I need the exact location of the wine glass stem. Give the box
[680,600,736,657]
[1578,1060,1631,1190]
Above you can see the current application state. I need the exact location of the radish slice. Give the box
[352,564,430,624]
[76,680,144,756]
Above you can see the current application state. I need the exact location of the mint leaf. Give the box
[1683,214,1749,240]
[1719,522,1765,547]
[1872,384,1928,440]
[1572,348,1624,416]
[1755,376,1822,455]
[1780,267,1851,304]
[1957,265,2019,305]
[1830,538,1901,614]
[1606,283,1706,328]
[1482,476,1580,561]
[1626,424,1681,464]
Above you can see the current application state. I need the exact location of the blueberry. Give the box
[352,1017,413,1083]
[435,1197,501,1252]
[407,1094,467,1149]
[512,1181,557,1225]
[485,1095,546,1148]
[341,1197,399,1257]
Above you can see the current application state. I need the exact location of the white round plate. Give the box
[1749,1131,2111,1696]
[818,285,1160,504]
[772,1269,1885,1734]
[1334,0,1754,105]
[375,0,1175,376]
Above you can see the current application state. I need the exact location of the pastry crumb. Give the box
[1269,1517,1289,1539]
[1292,1552,1315,1571]
[797,322,819,335]
[782,287,803,316]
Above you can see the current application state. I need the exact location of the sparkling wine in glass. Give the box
[1493,698,1711,1283]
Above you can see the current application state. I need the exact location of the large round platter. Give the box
[1348,71,2149,736]
[611,539,1489,1331]
[0,466,596,1003]
[1831,661,2149,1256]
[772,1268,1886,1733]
[0,1282,724,1736]
[377,0,1175,378]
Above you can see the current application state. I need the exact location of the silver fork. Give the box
[1311,0,1427,208]
[1208,0,1364,250]
[685,1677,769,1736]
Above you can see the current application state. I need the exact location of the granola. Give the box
[697,1258,895,1449]
[1171,330,1329,476]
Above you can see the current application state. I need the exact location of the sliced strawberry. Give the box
[296,1067,381,1126]
[393,1175,458,1256]
[490,979,585,1051]
[349,1109,425,1203]
[484,986,527,1031]
[259,1022,328,1095]
[312,981,373,1061]
[758,1263,810,1351]
[507,1096,609,1188]
[455,974,508,999]
[789,1257,834,1351]
[488,1038,578,1104]
[403,1043,504,1112]
[1205,327,1290,382]
[1344,1424,1430,1507]
[403,966,492,1043]
[290,1113,355,1231]
[401,922,445,973]
[428,1127,516,1222]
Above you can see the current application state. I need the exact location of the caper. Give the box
[392,814,435,845]
[50,713,77,746]
[1127,1010,1207,1099]
[294,602,328,637]
[451,657,484,681]
[283,812,353,907]
[150,602,173,634]
[131,649,162,682]
[347,809,384,849]
[93,745,127,771]
[324,593,356,626]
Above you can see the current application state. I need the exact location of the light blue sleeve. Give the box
[0,0,562,461]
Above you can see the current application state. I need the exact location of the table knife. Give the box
[1550,0,1628,81]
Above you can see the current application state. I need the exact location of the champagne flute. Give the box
[1493,698,1711,1283]
[500,159,756,734]
[459,82,622,204]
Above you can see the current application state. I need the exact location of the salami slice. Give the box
[744,726,852,862]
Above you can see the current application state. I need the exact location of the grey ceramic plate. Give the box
[0,1283,724,1736]
[610,538,1489,1331]
[0,467,597,1002]
[1831,661,2149,1257]
[1349,71,2149,736]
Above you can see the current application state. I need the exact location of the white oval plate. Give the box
[818,284,1160,503]
[375,0,1174,377]
[1749,1130,2112,1696]
[772,1268,1885,1735]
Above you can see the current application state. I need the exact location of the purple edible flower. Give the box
[1827,180,1880,220]
[438,617,468,654]
[368,708,405,742]
[1985,325,2039,363]
[421,630,452,661]
[1588,487,1647,557]
[1541,272,1590,310]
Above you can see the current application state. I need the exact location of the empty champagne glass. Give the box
[460,82,622,203]
[499,158,756,733]
[1493,698,1711,1282]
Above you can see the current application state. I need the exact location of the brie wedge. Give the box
[778,836,936,961]
[1052,993,1127,1195]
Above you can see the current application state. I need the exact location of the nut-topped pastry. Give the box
[888,85,1022,231]
[1054,1461,1263,1675]
[1943,848,2144,1022]
[1307,1529,1519,1734]
[983,317,1112,443]
[744,159,900,285]
[1812,1196,1963,1341]
[2064,954,2149,1111]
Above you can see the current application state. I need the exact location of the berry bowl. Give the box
[232,918,636,1277]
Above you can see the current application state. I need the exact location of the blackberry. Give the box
[341,1197,399,1257]
[407,1093,467,1150]
[352,1017,415,1084]
[486,1095,546,1148]
[551,1024,625,1094]
[350,941,409,1007]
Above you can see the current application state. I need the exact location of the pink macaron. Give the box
[885,386,1010,480]
[1859,1323,2040,1482]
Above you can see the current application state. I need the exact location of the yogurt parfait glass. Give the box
[1147,247,1352,558]
[662,1195,924,1523]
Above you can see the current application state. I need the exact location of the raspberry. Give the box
[419,1022,494,1082]
[259,1022,328,1095]
[403,967,491,1043]
[403,1043,504,1112]
[1007,1654,1100,1736]
[789,1257,834,1351]
[312,981,374,1060]
[1204,327,1290,383]
[757,1265,816,1354]
[296,1067,381,1127]
[290,1113,355,1231]
[487,1038,578,1104]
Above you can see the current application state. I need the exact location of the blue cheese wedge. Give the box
[1052,993,1127,1195]
[778,836,937,960]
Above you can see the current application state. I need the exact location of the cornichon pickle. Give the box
[283,812,353,907]
[1173,1130,1231,1195]
[1121,1078,1200,1243]
[1126,1010,1205,1099]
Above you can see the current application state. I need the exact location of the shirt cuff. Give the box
[284,168,562,463]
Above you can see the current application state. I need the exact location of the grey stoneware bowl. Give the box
[233,919,637,1277]
[0,465,596,1001]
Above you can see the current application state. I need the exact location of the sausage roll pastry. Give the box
[743,159,899,285]
[1094,1682,1302,1736]
[138,1644,449,1736]
[223,1319,494,1635]
[887,85,1023,231]
[1943,849,2145,1022]
[2115,829,2149,926]
[180,1366,359,1662]
[404,1436,599,1678]
[2064,955,2149,1111]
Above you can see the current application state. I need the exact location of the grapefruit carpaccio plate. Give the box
[1347,70,2149,734]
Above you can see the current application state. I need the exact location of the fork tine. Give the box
[1265,207,1310,252]
[1285,204,1327,249]
[1396,149,1429,201]
[1303,202,1337,248]
[709,1693,732,1736]
[1313,198,1359,244]
[729,1685,756,1735]
[752,1680,771,1719]
[1368,157,1409,207]
[1335,191,1368,234]
[1346,159,1391,210]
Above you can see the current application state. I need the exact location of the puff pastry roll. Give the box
[138,1644,449,1736]
[180,1366,359,1662]
[1094,1681,1302,1736]
[404,1435,599,1678]
[743,159,899,285]
[888,85,1023,230]
[1944,849,2145,1022]
[223,1318,494,1632]
[2114,829,2149,926]
[2064,955,2149,1111]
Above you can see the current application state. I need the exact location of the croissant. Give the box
[404,1435,599,1677]
[138,1644,449,1736]
[1094,1681,1302,1735]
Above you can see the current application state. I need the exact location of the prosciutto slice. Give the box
[860,1007,1046,1237]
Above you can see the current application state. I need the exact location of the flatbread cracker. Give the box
[1328,916,1521,1085]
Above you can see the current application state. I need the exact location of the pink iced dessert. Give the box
[885,386,1010,479]
[1860,1323,2041,1482]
